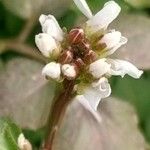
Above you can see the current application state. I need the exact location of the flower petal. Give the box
[104,36,128,56]
[92,77,111,98]
[86,1,121,32]
[99,31,121,49]
[42,62,61,81]
[107,59,143,78]
[35,33,58,57]
[75,95,101,122]
[73,0,92,18]
[82,77,111,111]
[89,58,111,78]
[39,14,63,41]
[83,86,102,111]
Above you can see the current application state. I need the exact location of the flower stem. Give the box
[43,79,75,150]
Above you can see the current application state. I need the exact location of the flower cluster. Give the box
[35,0,143,116]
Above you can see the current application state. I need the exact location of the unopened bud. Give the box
[83,50,98,64]
[39,14,63,41]
[62,64,78,80]
[35,33,60,58]
[74,58,85,69]
[42,62,61,81]
[77,39,90,53]
[58,50,73,64]
[89,58,111,78]
[18,134,32,150]
[68,27,84,44]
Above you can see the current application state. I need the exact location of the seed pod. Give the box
[83,50,98,64]
[58,50,73,64]
[68,27,84,44]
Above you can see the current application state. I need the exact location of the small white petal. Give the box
[62,64,76,79]
[82,77,111,111]
[42,62,61,80]
[107,59,143,78]
[100,31,121,49]
[35,33,58,57]
[105,36,128,56]
[75,95,101,122]
[89,58,111,78]
[73,0,92,18]
[18,133,32,150]
[39,14,63,41]
[92,77,111,98]
[83,86,102,111]
[87,1,121,32]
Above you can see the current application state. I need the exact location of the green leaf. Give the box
[59,9,78,30]
[23,129,45,149]
[0,57,57,129]
[0,118,21,150]
[2,0,71,19]
[125,0,150,8]
[53,97,148,150]
[112,72,150,142]
[112,72,150,121]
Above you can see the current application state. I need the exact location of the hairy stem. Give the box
[43,80,75,150]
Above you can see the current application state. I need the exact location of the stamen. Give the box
[58,27,99,80]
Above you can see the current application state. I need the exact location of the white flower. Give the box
[18,134,32,150]
[39,14,63,41]
[107,59,143,78]
[82,77,111,111]
[35,0,143,119]
[62,64,77,79]
[89,58,111,78]
[73,0,121,32]
[35,33,58,57]
[42,62,61,80]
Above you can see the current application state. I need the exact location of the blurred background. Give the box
[0,0,150,149]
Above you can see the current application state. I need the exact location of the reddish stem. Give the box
[43,80,75,150]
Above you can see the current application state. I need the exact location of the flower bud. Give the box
[39,14,63,41]
[35,33,59,58]
[89,58,111,78]
[18,134,32,150]
[68,27,84,44]
[42,62,61,81]
[74,58,85,69]
[77,39,90,52]
[83,50,98,64]
[58,50,73,64]
[62,64,78,80]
